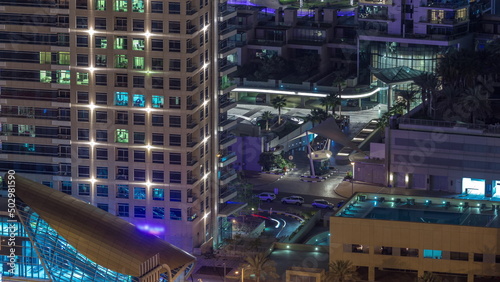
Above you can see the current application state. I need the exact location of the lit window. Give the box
[115,129,129,143]
[423,249,442,259]
[133,38,145,50]
[152,188,164,201]
[96,167,108,179]
[134,187,146,200]
[40,70,52,83]
[132,0,145,13]
[133,57,144,69]
[152,95,164,108]
[132,94,145,107]
[114,36,128,49]
[114,91,128,106]
[115,54,128,68]
[95,0,106,11]
[40,52,51,64]
[58,52,70,65]
[153,207,165,219]
[78,183,90,195]
[57,70,70,84]
[76,72,89,85]
[114,0,128,12]
[116,184,129,198]
[95,36,107,48]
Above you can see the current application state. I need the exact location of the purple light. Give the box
[137,224,165,236]
[228,0,258,6]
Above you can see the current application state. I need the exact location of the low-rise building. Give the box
[330,193,500,281]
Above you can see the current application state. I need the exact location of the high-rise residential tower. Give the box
[0,0,231,252]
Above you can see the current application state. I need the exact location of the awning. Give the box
[308,117,363,153]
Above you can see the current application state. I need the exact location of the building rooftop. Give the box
[335,193,500,228]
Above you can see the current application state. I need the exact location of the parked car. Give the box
[257,192,276,202]
[311,199,334,209]
[281,196,304,205]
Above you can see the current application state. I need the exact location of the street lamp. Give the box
[235,268,244,282]
[350,162,355,196]
[223,263,226,282]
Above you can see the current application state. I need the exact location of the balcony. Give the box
[186,25,198,34]
[186,158,198,166]
[219,98,237,113]
[218,117,237,131]
[186,45,198,53]
[248,39,286,47]
[219,151,237,167]
[219,42,237,58]
[219,186,237,203]
[187,121,198,129]
[219,7,237,22]
[186,64,198,72]
[219,135,237,150]
[220,171,238,187]
[219,25,237,41]
[186,84,199,92]
[186,8,197,15]
[421,0,468,9]
[219,63,237,77]
[187,177,198,185]
[218,202,248,217]
[187,102,198,110]
[187,213,199,221]
[187,139,199,147]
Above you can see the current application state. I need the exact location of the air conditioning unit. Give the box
[187,197,193,203]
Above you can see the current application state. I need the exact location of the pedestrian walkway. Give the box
[191,255,243,282]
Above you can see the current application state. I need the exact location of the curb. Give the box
[300,178,325,183]
[300,171,336,182]
[258,209,305,223]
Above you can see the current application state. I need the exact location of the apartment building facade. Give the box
[0,0,240,252]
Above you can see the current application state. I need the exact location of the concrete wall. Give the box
[388,128,500,193]
[330,216,500,281]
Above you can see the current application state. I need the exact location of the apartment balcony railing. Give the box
[187,213,198,221]
[186,139,199,147]
[186,26,198,34]
[187,102,198,110]
[186,121,198,129]
[186,8,197,15]
[186,65,198,72]
[186,158,198,166]
[220,135,236,146]
[421,0,468,9]
[248,39,286,47]
[186,45,198,53]
[186,84,198,91]
[187,177,198,185]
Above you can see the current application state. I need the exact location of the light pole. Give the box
[351,162,355,196]
[223,263,226,282]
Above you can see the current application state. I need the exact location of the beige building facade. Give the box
[330,193,500,281]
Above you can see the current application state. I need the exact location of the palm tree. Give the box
[320,92,341,117]
[455,85,491,124]
[435,85,460,121]
[260,111,274,131]
[397,89,419,113]
[413,72,439,117]
[325,260,359,282]
[271,96,287,125]
[307,108,328,127]
[241,253,279,282]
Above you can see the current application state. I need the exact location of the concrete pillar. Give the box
[417,269,424,279]
[266,93,270,104]
[300,97,306,107]
[467,273,474,282]
[368,267,375,281]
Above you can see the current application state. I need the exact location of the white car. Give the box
[312,199,334,209]
[281,196,304,205]
[257,192,276,202]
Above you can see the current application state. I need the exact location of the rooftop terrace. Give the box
[335,193,500,228]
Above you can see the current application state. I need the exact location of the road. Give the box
[253,213,302,238]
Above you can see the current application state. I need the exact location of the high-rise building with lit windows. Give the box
[0,0,239,253]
